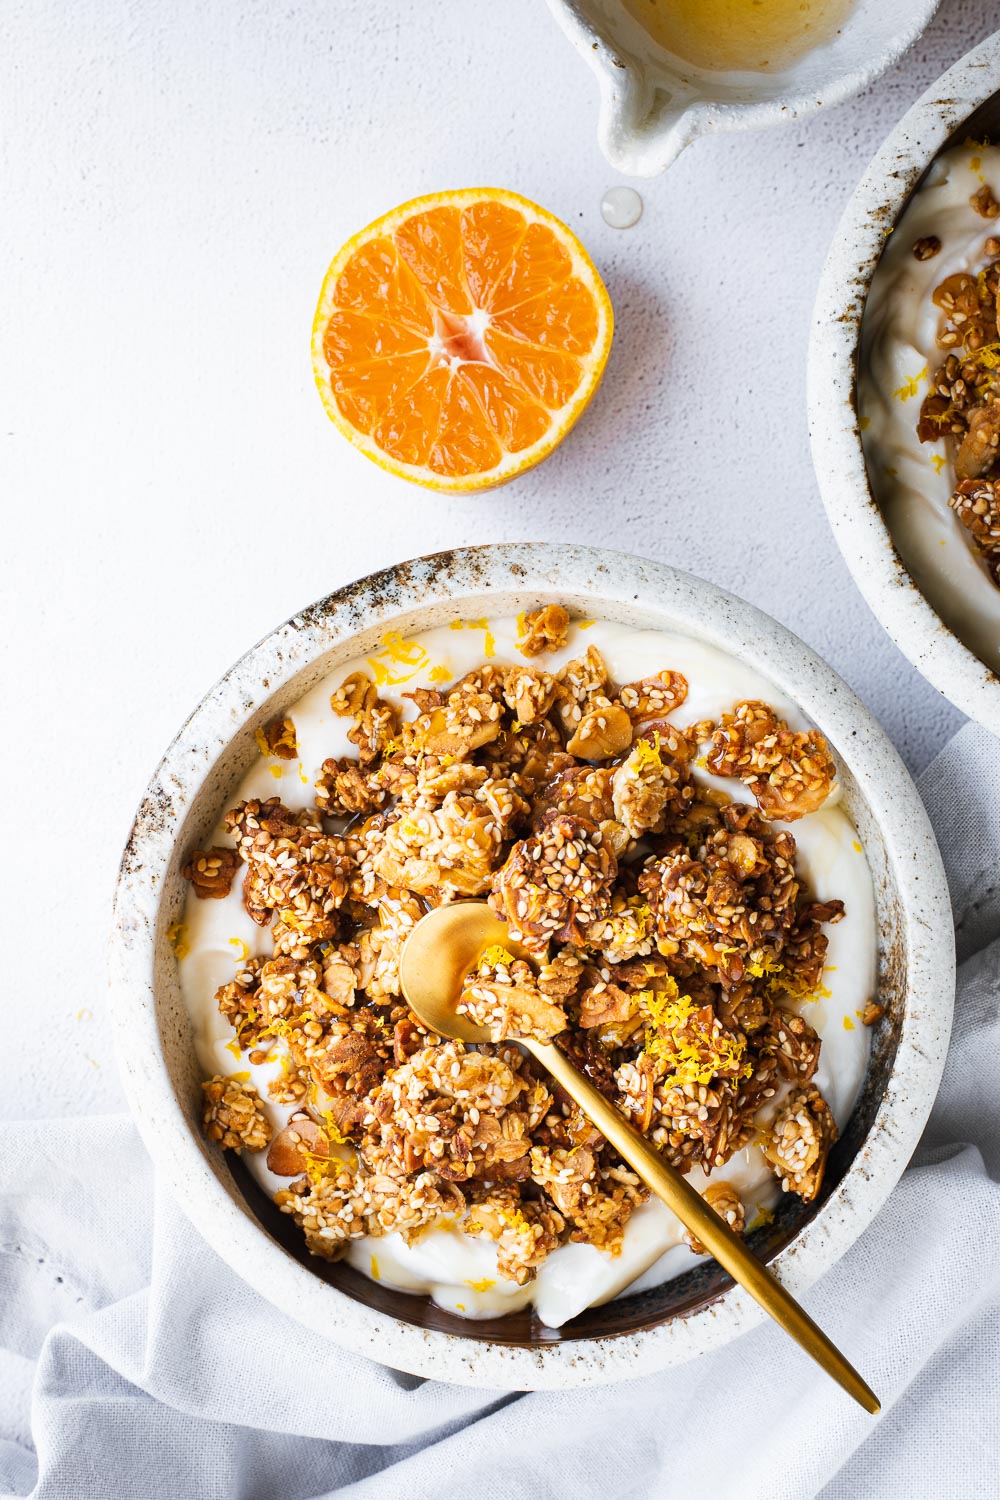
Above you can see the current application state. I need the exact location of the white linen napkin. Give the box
[1,723,997,1500]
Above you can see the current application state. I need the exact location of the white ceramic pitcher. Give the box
[547,0,940,176]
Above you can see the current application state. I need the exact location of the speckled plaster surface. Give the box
[109,544,953,1386]
[1,0,988,1328]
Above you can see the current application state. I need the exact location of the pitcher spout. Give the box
[599,81,705,177]
[547,0,943,178]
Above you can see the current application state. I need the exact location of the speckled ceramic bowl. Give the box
[808,31,1000,734]
[109,544,953,1389]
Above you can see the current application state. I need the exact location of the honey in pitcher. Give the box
[623,0,853,73]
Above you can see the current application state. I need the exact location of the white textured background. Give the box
[2,0,995,1121]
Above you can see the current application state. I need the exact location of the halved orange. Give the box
[311,188,614,492]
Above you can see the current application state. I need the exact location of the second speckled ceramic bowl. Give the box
[808,31,1000,734]
[109,544,953,1388]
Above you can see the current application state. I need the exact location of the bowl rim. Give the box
[108,542,954,1389]
[545,0,941,176]
[807,28,1000,734]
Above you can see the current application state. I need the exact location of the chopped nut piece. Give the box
[321,946,358,1008]
[912,235,942,261]
[536,946,586,1001]
[529,1143,598,1216]
[618,672,689,722]
[330,671,377,717]
[707,700,836,820]
[266,1115,330,1176]
[565,699,633,760]
[309,1020,385,1099]
[373,785,514,896]
[404,686,445,713]
[459,949,568,1042]
[182,846,241,900]
[258,715,298,760]
[355,893,423,1000]
[329,671,398,765]
[683,1181,746,1254]
[971,184,1000,219]
[201,1075,271,1153]
[405,757,490,803]
[267,1060,310,1106]
[716,978,771,1036]
[578,977,639,1028]
[517,604,570,657]
[862,1000,885,1026]
[762,1084,838,1202]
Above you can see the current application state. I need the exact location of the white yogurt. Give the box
[178,616,875,1327]
[860,142,1000,670]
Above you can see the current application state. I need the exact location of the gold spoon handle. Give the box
[527,1038,880,1415]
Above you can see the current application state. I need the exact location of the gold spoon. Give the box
[399,900,880,1414]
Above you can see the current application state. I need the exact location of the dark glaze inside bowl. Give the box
[226,1114,874,1344]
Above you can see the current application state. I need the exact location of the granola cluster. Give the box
[917,242,1000,581]
[761,1085,838,1202]
[201,1075,271,1153]
[184,610,848,1288]
[706,701,836,820]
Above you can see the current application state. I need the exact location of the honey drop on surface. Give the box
[601,186,643,230]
